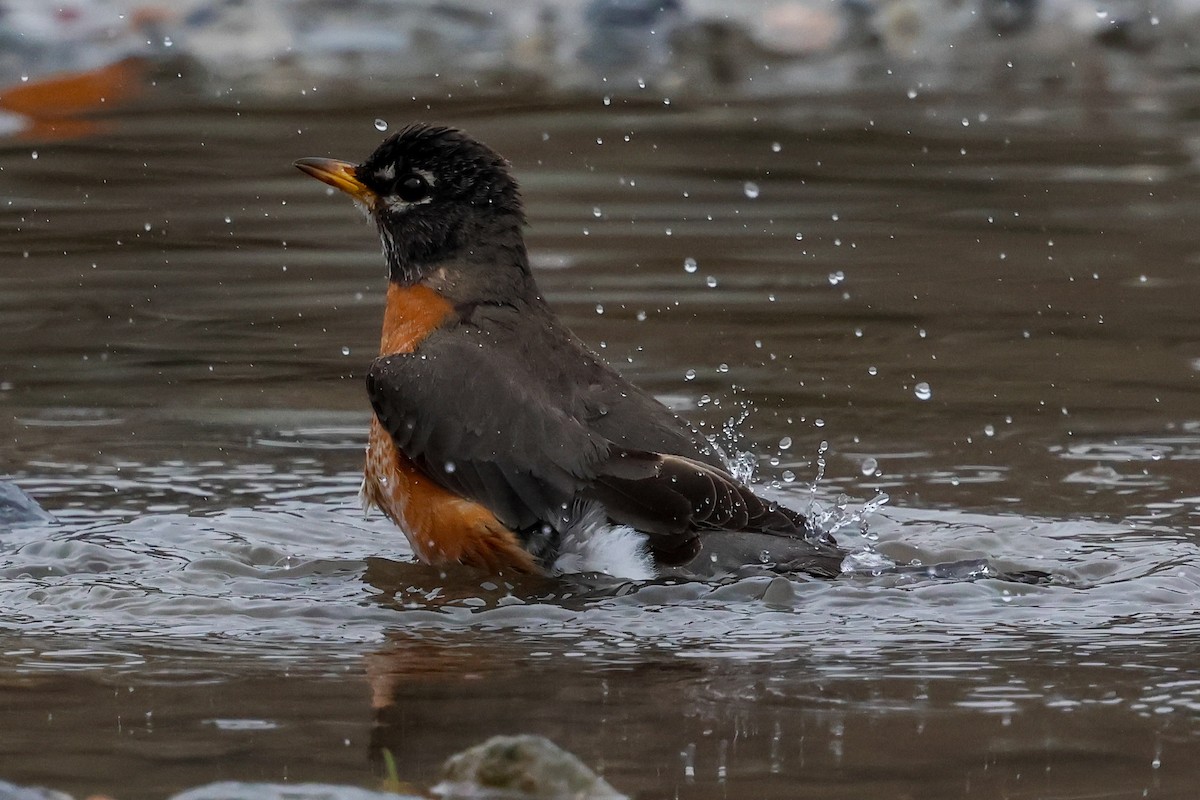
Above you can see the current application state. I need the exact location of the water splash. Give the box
[714,401,757,485]
[727,450,757,486]
[812,491,891,543]
[806,440,829,517]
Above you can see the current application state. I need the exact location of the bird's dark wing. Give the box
[516,309,729,473]
[367,303,835,567]
[584,450,839,566]
[368,342,603,533]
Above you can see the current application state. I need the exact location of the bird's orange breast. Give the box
[377,282,455,355]
[361,282,538,575]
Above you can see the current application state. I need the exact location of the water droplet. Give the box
[907,88,918,99]
[683,257,698,273]
[782,470,796,483]
[30,151,38,160]
[592,206,602,218]
[914,382,932,401]
[743,181,760,199]
[984,424,995,437]
[779,436,792,450]
[635,310,647,322]
[867,366,878,376]
[374,118,388,132]
[684,369,696,381]
[143,222,152,232]
[444,461,457,473]
[602,95,611,106]
[717,363,729,373]
[860,457,878,476]
[341,346,351,356]
[705,275,718,288]
[828,270,845,285]
[595,304,604,315]
[770,142,782,153]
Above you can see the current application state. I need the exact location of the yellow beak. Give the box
[293,157,378,205]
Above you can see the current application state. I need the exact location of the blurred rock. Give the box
[0,780,73,800]
[0,0,1198,108]
[435,734,627,800]
[169,782,423,800]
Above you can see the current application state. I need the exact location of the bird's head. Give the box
[294,124,526,286]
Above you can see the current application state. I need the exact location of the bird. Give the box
[294,124,844,580]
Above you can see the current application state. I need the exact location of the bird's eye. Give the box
[396,173,430,203]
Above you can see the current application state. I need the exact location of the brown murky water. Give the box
[1,81,1199,798]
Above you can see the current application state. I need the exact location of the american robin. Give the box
[294,124,843,579]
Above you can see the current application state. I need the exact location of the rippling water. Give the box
[1,83,1199,798]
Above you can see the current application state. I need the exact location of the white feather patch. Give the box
[358,476,374,516]
[552,505,656,581]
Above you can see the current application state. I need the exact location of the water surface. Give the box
[1,81,1199,798]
